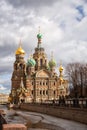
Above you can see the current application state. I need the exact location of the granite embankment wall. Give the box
[20,103,87,124]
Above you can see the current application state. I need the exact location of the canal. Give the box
[0,105,87,130]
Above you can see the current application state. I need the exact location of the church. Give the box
[9,31,69,104]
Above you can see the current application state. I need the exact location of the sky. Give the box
[0,0,87,94]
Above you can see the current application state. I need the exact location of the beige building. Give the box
[9,31,69,104]
[0,94,9,104]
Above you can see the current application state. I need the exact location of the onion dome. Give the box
[27,56,36,67]
[37,33,42,39]
[37,26,42,39]
[49,52,56,68]
[59,62,64,82]
[49,59,56,68]
[59,65,64,72]
[15,41,25,55]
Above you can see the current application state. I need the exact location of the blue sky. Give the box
[0,0,87,94]
[0,73,11,94]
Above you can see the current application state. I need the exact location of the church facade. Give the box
[9,32,69,104]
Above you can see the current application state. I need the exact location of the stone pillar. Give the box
[3,124,27,130]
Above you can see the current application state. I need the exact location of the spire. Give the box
[38,26,40,34]
[37,26,42,48]
[19,39,22,48]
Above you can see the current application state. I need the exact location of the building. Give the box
[0,93,9,104]
[9,31,69,104]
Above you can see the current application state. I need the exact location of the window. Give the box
[19,64,23,69]
[43,90,45,95]
[54,90,56,95]
[40,90,42,95]
[46,90,48,95]
[54,82,55,86]
[32,82,33,85]
[43,82,45,85]
[46,82,48,85]
[32,90,33,95]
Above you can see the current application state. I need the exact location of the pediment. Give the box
[36,69,50,78]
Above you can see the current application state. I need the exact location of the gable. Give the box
[36,70,50,78]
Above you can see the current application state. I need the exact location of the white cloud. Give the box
[0,84,6,90]
[0,0,87,93]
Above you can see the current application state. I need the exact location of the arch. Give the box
[36,69,50,78]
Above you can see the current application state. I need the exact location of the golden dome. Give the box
[59,65,64,72]
[15,41,25,55]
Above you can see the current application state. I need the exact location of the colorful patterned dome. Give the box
[27,58,36,67]
[49,59,56,68]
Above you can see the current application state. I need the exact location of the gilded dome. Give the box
[49,59,56,68]
[15,45,25,55]
[27,58,36,67]
[59,65,64,72]
[15,40,25,55]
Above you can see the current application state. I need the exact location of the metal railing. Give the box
[26,98,87,108]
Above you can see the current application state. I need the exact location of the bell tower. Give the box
[11,41,26,90]
[33,28,48,70]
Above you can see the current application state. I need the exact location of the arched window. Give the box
[46,82,48,85]
[19,64,23,69]
[46,90,48,95]
[40,90,42,95]
[32,90,33,95]
[43,90,45,95]
[54,90,56,95]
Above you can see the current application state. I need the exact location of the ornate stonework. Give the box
[10,32,69,104]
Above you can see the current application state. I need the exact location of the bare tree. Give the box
[66,63,87,98]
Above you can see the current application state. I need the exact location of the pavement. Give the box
[17,111,87,130]
[0,105,87,130]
